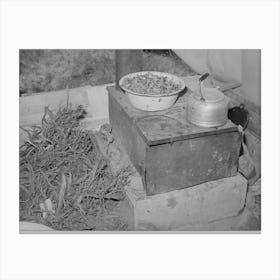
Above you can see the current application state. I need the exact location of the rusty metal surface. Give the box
[107,86,238,146]
[145,132,241,195]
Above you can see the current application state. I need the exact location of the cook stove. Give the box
[108,84,242,196]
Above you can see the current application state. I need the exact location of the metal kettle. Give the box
[186,73,230,128]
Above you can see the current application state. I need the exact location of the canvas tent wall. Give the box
[173,49,261,106]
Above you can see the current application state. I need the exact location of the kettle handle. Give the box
[199,72,210,83]
[198,73,210,101]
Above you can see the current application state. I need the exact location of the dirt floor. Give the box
[20,50,196,95]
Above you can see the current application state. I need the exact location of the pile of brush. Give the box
[20,105,130,230]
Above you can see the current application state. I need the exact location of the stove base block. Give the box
[127,172,247,230]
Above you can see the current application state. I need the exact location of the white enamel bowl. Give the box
[119,71,185,111]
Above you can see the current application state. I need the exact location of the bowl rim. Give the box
[119,71,186,97]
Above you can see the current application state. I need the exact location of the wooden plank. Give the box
[20,84,111,126]
[182,75,242,95]
[19,84,111,145]
[19,86,90,126]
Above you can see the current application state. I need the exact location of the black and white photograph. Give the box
[1,1,280,280]
[19,49,261,232]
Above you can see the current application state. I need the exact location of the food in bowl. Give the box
[121,72,182,95]
[119,71,185,111]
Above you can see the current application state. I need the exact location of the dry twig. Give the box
[20,105,131,230]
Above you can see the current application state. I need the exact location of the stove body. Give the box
[108,86,242,196]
